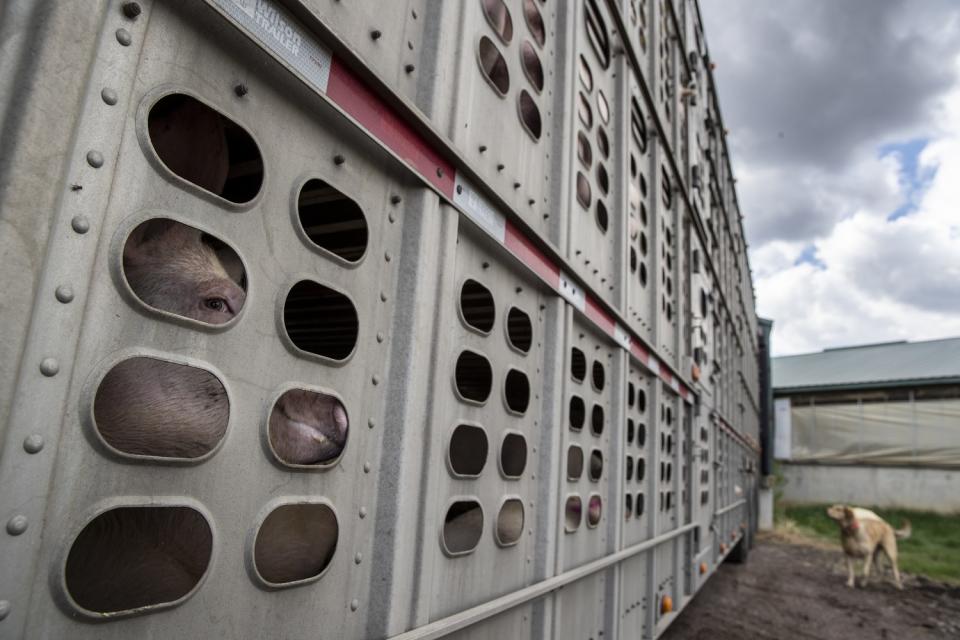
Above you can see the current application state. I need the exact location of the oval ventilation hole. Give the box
[640,262,648,287]
[148,93,263,203]
[506,306,533,353]
[626,455,634,481]
[640,201,649,225]
[666,462,672,483]
[597,163,609,195]
[597,90,610,124]
[589,449,603,481]
[254,503,338,585]
[578,92,593,129]
[283,280,358,360]
[565,496,582,532]
[661,167,672,209]
[569,395,586,431]
[443,500,483,555]
[297,178,368,262]
[591,404,604,436]
[637,423,646,447]
[94,357,228,459]
[449,424,489,477]
[482,0,513,43]
[123,219,246,326]
[460,279,496,333]
[631,97,648,152]
[521,41,544,92]
[640,231,648,256]
[500,433,528,478]
[479,36,510,95]
[523,0,546,46]
[630,154,638,179]
[577,131,593,169]
[567,445,584,480]
[625,494,633,520]
[587,495,602,527]
[637,457,645,481]
[637,389,647,414]
[269,389,348,466]
[518,90,542,140]
[636,492,645,517]
[597,126,610,158]
[496,499,525,546]
[571,347,587,381]
[627,382,636,407]
[578,55,594,92]
[596,201,609,233]
[584,0,611,68]
[504,369,531,414]
[640,172,648,198]
[630,247,637,272]
[576,171,592,209]
[627,418,635,444]
[592,361,606,391]
[660,461,666,482]
[65,506,212,613]
[455,350,493,403]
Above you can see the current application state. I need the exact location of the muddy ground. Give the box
[662,533,960,639]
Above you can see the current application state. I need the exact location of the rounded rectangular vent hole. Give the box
[571,347,587,381]
[500,433,528,478]
[506,307,533,352]
[565,496,582,532]
[577,131,593,169]
[576,171,592,209]
[637,389,647,413]
[504,369,531,413]
[592,361,605,391]
[636,492,645,517]
[482,0,513,43]
[596,201,609,232]
[584,0,611,68]
[631,97,648,152]
[269,389,348,466]
[518,90,542,140]
[578,93,593,129]
[297,178,368,262]
[569,395,585,430]
[148,93,263,203]
[123,219,246,325]
[523,0,545,46]
[627,418,635,444]
[496,499,525,546]
[587,495,602,527]
[637,423,647,447]
[597,162,609,195]
[521,41,544,91]
[578,55,594,91]
[591,404,604,436]
[597,127,610,158]
[443,501,483,555]
[449,424,489,476]
[597,90,610,124]
[479,36,510,95]
[455,350,493,402]
[460,279,496,333]
[625,494,634,519]
[94,357,228,459]
[283,280,358,360]
[626,455,634,481]
[589,449,603,481]
[637,457,646,481]
[254,503,338,585]
[567,445,584,480]
[65,506,212,614]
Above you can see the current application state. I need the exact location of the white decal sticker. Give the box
[613,325,631,350]
[453,173,507,242]
[558,272,586,311]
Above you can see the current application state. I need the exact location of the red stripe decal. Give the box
[630,341,650,364]
[504,222,560,287]
[584,297,616,336]
[327,59,455,198]
[661,370,674,386]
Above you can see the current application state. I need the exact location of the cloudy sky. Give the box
[699,0,960,356]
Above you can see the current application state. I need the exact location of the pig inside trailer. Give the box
[0,0,762,638]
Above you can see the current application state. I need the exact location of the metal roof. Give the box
[772,337,960,393]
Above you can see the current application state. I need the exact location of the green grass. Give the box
[776,503,960,584]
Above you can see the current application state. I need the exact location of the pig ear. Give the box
[123,219,178,262]
[843,506,854,518]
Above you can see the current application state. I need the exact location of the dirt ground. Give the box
[662,532,960,639]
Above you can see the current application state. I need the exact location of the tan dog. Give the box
[826,505,911,589]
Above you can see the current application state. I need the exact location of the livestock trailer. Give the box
[0,0,763,637]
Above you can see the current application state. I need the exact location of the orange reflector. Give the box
[699,562,707,575]
[661,595,673,614]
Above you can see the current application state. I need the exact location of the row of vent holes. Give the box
[570,347,605,390]
[569,396,604,436]
[659,461,673,483]
[94,359,348,467]
[449,424,527,478]
[566,445,603,481]
[624,493,646,520]
[442,498,524,554]
[482,0,546,48]
[455,351,531,413]
[660,431,674,454]
[65,503,337,614]
[625,456,646,482]
[626,419,647,447]
[626,381,648,413]
[659,491,674,511]
[459,279,533,352]
[565,495,602,532]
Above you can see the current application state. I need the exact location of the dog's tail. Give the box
[895,519,911,540]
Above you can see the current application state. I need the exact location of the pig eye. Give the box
[204,297,227,312]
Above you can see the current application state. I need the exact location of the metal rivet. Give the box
[354,553,363,564]
[350,599,360,611]
[55,285,74,304]
[101,88,118,105]
[115,28,132,46]
[384,252,392,262]
[404,64,415,74]
[359,507,367,519]
[376,332,384,343]
[39,358,59,377]
[368,418,375,429]
[6,515,28,536]
[528,198,535,205]
[513,182,520,189]
[363,462,371,473]
[370,29,382,40]
[436,167,444,178]
[388,213,396,223]
[380,292,387,301]
[482,261,490,269]
[86,150,104,168]
[371,375,380,386]
[71,215,90,234]
[497,164,505,171]
[122,2,142,19]
[0,600,9,621]
[333,154,345,165]
[23,435,44,454]
[456,185,463,195]
[390,194,401,205]
[234,83,248,97]
[479,145,487,153]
